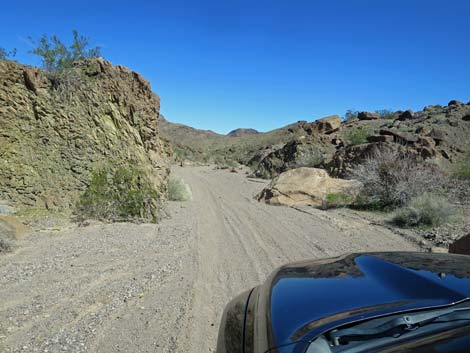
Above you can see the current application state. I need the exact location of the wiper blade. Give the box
[330,307,470,345]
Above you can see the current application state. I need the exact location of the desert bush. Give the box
[168,177,192,201]
[343,128,371,146]
[349,148,447,210]
[392,194,455,227]
[375,109,395,119]
[76,163,160,222]
[322,192,354,209]
[28,31,101,101]
[453,152,470,181]
[343,110,359,121]
[29,30,100,71]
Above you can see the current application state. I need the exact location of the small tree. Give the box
[29,30,101,71]
[344,110,359,121]
[375,109,395,119]
[0,47,17,60]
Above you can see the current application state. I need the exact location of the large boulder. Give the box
[256,167,361,207]
[449,234,470,255]
[303,115,342,135]
[0,215,31,240]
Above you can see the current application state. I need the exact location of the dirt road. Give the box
[0,166,418,353]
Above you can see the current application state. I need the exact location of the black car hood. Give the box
[263,252,470,349]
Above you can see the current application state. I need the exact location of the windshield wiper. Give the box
[329,307,470,345]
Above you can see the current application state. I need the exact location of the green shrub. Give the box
[375,109,395,119]
[343,110,359,121]
[323,192,354,209]
[344,128,371,146]
[453,152,470,181]
[392,194,454,228]
[29,30,101,71]
[168,177,192,201]
[76,163,160,222]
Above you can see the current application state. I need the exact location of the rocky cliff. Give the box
[0,58,171,213]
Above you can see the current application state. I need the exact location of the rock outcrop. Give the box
[249,136,335,179]
[0,58,171,212]
[299,115,342,135]
[256,167,361,207]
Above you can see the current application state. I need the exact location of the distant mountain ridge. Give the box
[227,128,260,137]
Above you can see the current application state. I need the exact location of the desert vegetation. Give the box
[29,30,101,71]
[453,152,470,181]
[27,31,101,100]
[168,176,192,201]
[391,194,455,227]
[348,148,459,228]
[75,163,161,222]
[343,127,371,145]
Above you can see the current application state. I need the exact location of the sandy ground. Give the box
[0,166,419,353]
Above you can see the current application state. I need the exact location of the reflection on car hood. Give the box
[266,252,470,348]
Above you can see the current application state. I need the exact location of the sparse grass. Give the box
[322,192,354,209]
[168,177,192,201]
[76,162,160,222]
[375,109,395,119]
[392,194,455,228]
[453,152,470,181]
[343,128,371,146]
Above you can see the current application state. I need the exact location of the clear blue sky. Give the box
[2,0,469,134]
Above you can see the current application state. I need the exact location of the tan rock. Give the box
[256,167,361,207]
[312,115,342,134]
[0,215,31,240]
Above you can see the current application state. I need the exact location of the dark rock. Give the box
[366,135,394,143]
[417,146,437,159]
[448,100,464,107]
[358,112,380,120]
[379,129,419,144]
[449,234,470,255]
[397,110,414,121]
[462,114,470,122]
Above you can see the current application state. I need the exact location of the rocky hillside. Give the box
[163,102,469,178]
[0,58,171,214]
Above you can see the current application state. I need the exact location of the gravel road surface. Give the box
[0,166,418,353]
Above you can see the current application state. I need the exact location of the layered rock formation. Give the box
[0,58,171,212]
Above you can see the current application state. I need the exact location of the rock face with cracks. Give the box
[0,58,171,213]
